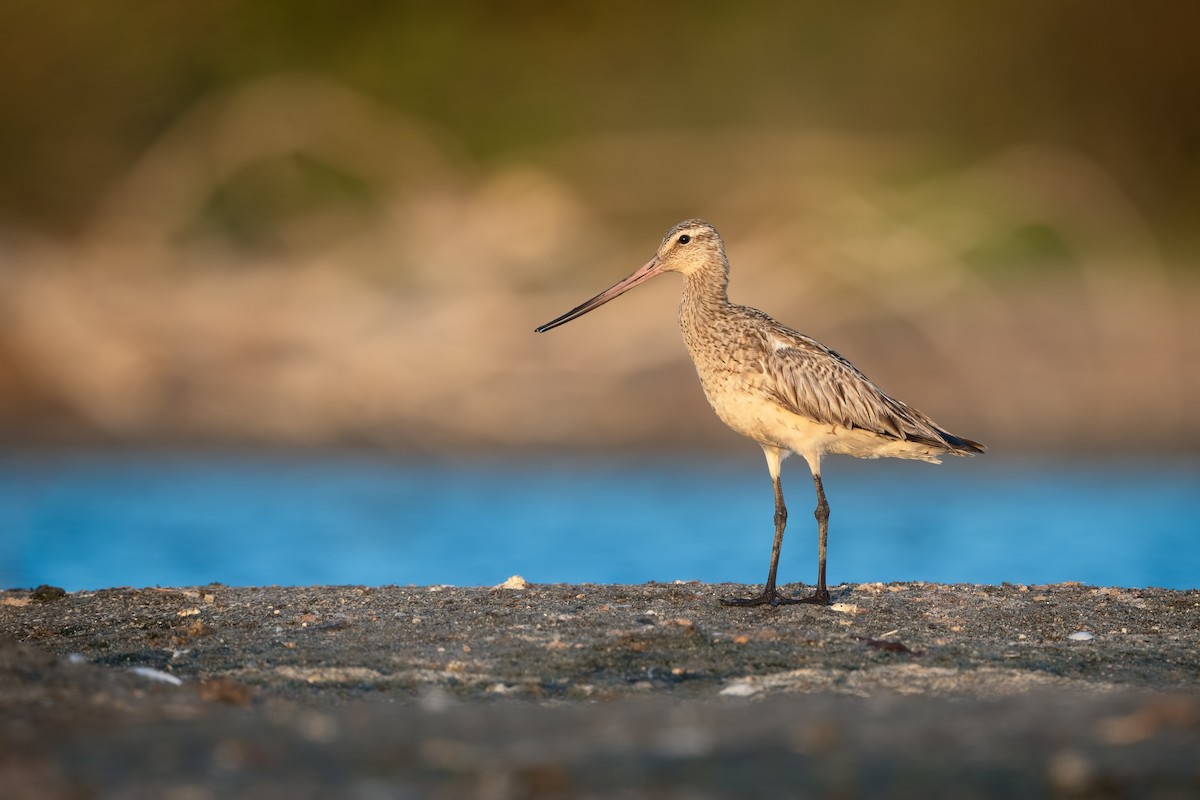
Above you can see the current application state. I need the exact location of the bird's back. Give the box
[681,299,985,463]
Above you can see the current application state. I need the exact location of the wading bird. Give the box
[536,220,984,606]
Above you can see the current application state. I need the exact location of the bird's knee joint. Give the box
[774,508,787,526]
[814,503,830,523]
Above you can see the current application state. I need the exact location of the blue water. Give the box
[0,451,1196,592]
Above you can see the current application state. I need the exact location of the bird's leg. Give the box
[763,471,831,605]
[722,452,804,607]
[794,473,832,605]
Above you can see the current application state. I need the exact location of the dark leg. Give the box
[804,473,832,605]
[720,468,832,607]
[722,447,832,608]
[722,472,793,607]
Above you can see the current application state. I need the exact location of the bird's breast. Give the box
[681,338,784,442]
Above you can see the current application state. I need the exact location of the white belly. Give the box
[702,379,946,466]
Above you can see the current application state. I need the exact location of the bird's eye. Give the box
[677,234,691,244]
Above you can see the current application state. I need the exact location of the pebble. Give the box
[1067,631,1095,641]
[495,575,529,590]
[128,666,183,686]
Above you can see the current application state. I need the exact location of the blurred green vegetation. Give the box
[2,1,1198,262]
[961,224,1078,282]
[0,2,1196,451]
[184,154,377,254]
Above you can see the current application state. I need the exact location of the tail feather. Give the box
[938,429,986,455]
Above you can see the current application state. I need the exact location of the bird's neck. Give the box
[678,263,731,335]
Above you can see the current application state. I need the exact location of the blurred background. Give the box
[1,2,1197,590]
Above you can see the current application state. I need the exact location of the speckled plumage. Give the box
[537,219,984,606]
[671,220,981,470]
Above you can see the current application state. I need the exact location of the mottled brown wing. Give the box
[761,332,955,448]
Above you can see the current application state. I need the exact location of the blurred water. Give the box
[0,450,1196,592]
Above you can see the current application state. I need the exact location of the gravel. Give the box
[2,580,1199,798]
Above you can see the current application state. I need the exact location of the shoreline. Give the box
[3,581,1199,796]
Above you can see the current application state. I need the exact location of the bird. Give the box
[535,219,984,606]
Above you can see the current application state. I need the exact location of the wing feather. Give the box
[753,315,977,452]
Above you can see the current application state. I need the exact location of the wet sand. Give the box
[2,581,1199,798]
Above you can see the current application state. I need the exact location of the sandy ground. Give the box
[2,580,1199,798]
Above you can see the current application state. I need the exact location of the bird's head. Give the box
[651,219,727,278]
[535,219,727,333]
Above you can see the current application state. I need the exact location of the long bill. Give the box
[534,257,663,333]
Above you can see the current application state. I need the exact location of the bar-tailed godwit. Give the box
[536,220,984,606]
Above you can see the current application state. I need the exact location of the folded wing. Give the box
[758,320,984,455]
